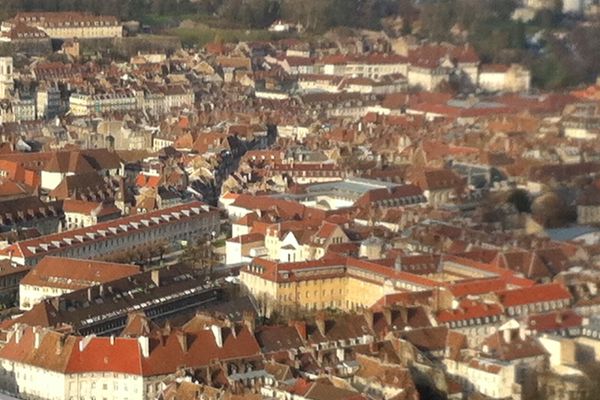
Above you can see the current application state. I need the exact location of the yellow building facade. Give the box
[240,256,437,315]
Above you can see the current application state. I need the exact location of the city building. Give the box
[2,12,122,39]
[18,256,140,310]
[240,254,533,315]
[0,201,220,266]
[63,199,122,230]
[479,64,531,93]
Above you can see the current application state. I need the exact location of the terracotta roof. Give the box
[493,249,569,280]
[0,178,33,198]
[227,233,264,245]
[528,162,600,183]
[63,199,121,217]
[448,278,507,297]
[20,256,140,291]
[371,290,435,309]
[526,310,582,333]
[0,196,62,227]
[48,172,116,201]
[497,283,571,308]
[480,64,510,73]
[0,201,215,261]
[354,184,425,207]
[13,11,119,25]
[407,44,479,69]
[120,312,159,337]
[409,168,464,191]
[481,329,548,361]
[468,358,502,374]
[255,325,304,353]
[44,152,94,174]
[436,299,502,324]
[399,326,449,353]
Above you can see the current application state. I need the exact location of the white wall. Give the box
[19,283,70,310]
[41,170,68,191]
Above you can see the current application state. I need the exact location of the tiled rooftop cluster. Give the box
[0,6,597,400]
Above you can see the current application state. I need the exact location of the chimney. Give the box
[243,311,255,334]
[50,297,59,311]
[394,257,402,272]
[177,332,188,352]
[211,325,223,348]
[227,319,237,338]
[151,269,160,287]
[110,335,115,345]
[138,336,150,358]
[79,335,95,352]
[555,312,564,325]
[34,328,41,349]
[56,334,66,354]
[518,326,527,341]
[383,307,392,326]
[451,299,460,310]
[363,309,374,331]
[14,326,23,344]
[503,328,512,344]
[336,347,345,362]
[315,313,326,336]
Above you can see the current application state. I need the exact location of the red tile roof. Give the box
[448,278,508,297]
[0,201,215,261]
[437,299,503,324]
[526,310,582,333]
[20,256,140,290]
[497,283,571,308]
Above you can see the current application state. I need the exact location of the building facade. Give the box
[2,12,122,39]
[0,201,220,266]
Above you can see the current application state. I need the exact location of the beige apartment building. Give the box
[2,12,122,39]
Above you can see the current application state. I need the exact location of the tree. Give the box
[531,191,576,228]
[507,189,531,213]
[179,238,218,279]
